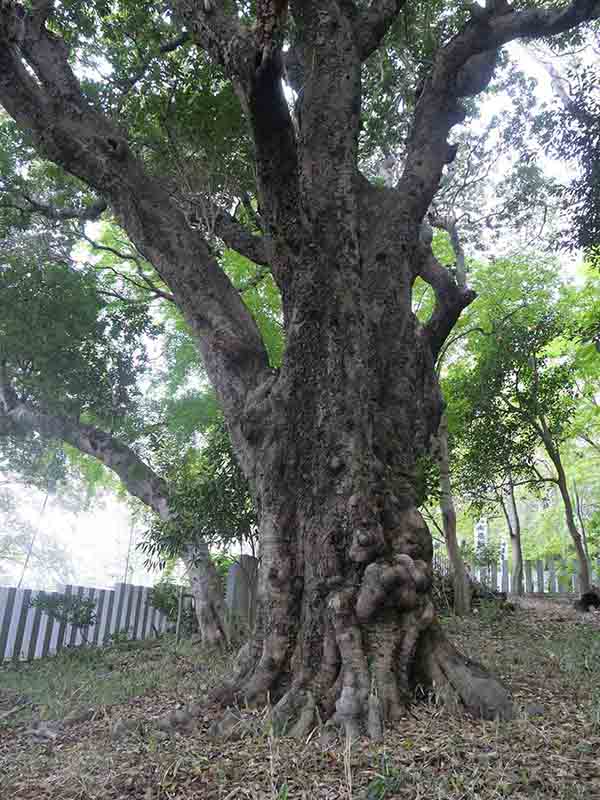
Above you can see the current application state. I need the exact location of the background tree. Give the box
[448,277,595,591]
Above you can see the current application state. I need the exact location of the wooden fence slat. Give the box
[36,607,51,659]
[140,588,151,640]
[102,588,115,644]
[92,589,106,646]
[123,584,135,638]
[0,588,16,661]
[5,589,27,660]
[105,587,117,642]
[131,586,144,640]
[12,589,32,662]
[81,587,95,646]
[49,592,63,656]
[27,593,44,661]
[41,594,58,657]
[113,583,127,638]
[536,561,545,593]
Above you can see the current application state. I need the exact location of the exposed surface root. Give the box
[271,688,317,738]
[417,622,513,721]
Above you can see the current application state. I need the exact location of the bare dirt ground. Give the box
[1,598,599,800]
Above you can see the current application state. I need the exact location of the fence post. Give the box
[535,561,545,593]
[501,559,509,593]
[226,555,259,629]
[175,585,183,645]
[491,562,498,592]
[548,560,557,593]
[525,561,534,593]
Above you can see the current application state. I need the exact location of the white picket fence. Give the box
[0,582,168,662]
[3,555,597,662]
[473,557,600,595]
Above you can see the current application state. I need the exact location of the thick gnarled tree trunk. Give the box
[215,224,510,732]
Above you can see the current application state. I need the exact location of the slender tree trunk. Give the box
[500,478,524,596]
[436,413,471,615]
[543,439,591,593]
[573,481,591,562]
[183,540,230,648]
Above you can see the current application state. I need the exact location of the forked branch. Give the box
[418,242,476,360]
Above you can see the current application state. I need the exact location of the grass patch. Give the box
[0,635,228,727]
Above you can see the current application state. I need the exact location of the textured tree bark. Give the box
[500,477,524,596]
[183,540,229,648]
[212,228,511,734]
[436,413,471,615]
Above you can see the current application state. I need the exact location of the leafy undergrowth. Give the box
[1,600,600,800]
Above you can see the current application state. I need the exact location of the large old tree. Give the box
[1,0,599,735]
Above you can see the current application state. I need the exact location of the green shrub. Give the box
[148,579,197,636]
[28,593,97,642]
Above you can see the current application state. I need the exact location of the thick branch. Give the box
[0,401,170,519]
[400,0,600,220]
[179,1,298,283]
[356,0,409,60]
[213,206,273,267]
[418,242,476,361]
[12,193,108,222]
[174,1,255,81]
[0,3,271,417]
